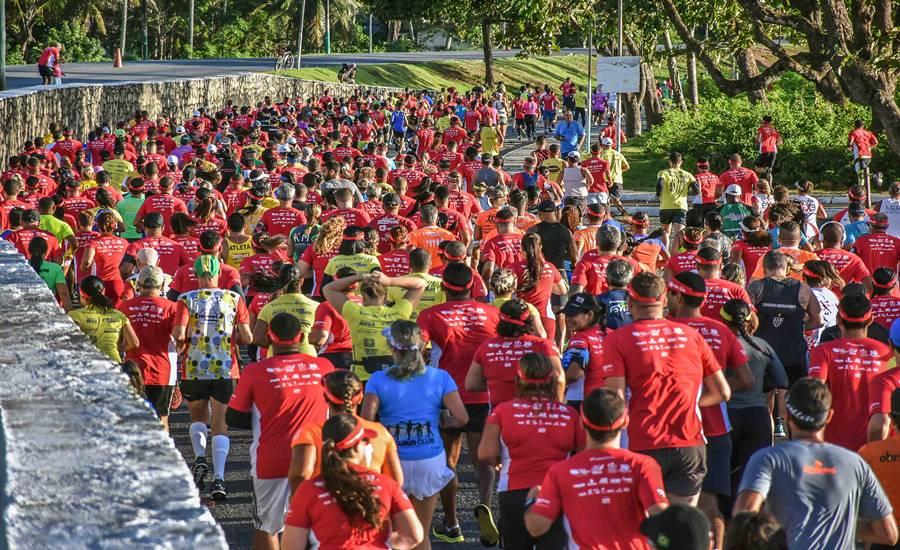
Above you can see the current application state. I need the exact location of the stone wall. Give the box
[0,73,397,165]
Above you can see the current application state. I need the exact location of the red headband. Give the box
[500,310,530,326]
[849,190,865,200]
[839,310,872,323]
[517,364,552,384]
[874,277,897,289]
[267,327,303,346]
[581,410,628,432]
[587,210,604,220]
[630,217,649,227]
[873,219,890,228]
[321,378,362,406]
[628,285,661,304]
[198,242,221,254]
[443,251,466,261]
[442,279,474,292]
[79,288,92,300]
[342,234,364,241]
[802,267,822,279]
[667,278,706,298]
[682,233,703,244]
[695,257,721,266]
[334,422,366,451]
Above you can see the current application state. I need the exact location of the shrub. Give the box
[28,22,108,63]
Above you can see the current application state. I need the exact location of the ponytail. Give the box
[28,236,48,273]
[721,299,768,356]
[80,275,113,311]
[519,233,543,292]
[385,320,426,381]
[321,415,383,529]
[323,370,363,414]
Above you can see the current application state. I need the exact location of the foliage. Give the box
[386,37,423,52]
[27,21,108,62]
[644,84,900,187]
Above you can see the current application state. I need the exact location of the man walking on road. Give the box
[554,110,585,157]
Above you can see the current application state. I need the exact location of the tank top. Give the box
[806,286,839,348]
[562,166,587,198]
[792,195,820,238]
[881,198,900,238]
[754,278,807,367]
[224,236,253,269]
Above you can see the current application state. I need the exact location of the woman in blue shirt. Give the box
[362,320,468,550]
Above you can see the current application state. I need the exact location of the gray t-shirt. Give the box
[321,177,364,203]
[740,440,892,548]
[727,336,788,409]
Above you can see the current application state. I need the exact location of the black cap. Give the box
[538,200,559,212]
[495,207,516,221]
[382,192,400,206]
[481,153,492,163]
[143,212,164,228]
[22,210,40,224]
[640,504,711,550]
[564,293,599,316]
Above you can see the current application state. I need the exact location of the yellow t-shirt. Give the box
[257,292,318,356]
[69,305,128,363]
[480,126,501,156]
[102,159,136,189]
[224,236,253,269]
[599,149,629,184]
[657,167,695,211]
[492,295,542,321]
[542,157,566,184]
[387,272,444,320]
[341,298,413,380]
[324,253,381,277]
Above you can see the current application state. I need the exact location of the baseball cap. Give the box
[277,144,291,154]
[279,116,289,123]
[192,110,201,117]
[600,137,613,146]
[481,153,493,163]
[138,266,165,288]
[382,193,401,206]
[167,154,179,165]
[206,144,217,154]
[287,136,297,145]
[564,293,599,316]
[725,184,742,196]
[143,212,164,228]
[640,505,710,550]
[114,129,126,138]
[194,255,221,278]
[538,199,559,212]
[566,151,581,160]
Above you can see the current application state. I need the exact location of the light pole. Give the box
[0,0,6,91]
[586,30,592,149]
[369,14,373,54]
[616,0,623,152]
[297,0,306,67]
[324,0,331,55]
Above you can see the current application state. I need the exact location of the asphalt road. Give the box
[3,48,589,90]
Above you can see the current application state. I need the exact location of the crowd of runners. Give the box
[3,75,899,549]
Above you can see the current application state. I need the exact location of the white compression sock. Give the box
[189,422,208,459]
[212,435,230,480]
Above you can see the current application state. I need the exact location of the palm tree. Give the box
[254,0,360,51]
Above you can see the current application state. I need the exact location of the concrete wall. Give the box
[0,73,396,166]
[0,240,226,548]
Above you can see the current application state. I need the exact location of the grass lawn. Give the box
[620,135,664,193]
[276,55,591,91]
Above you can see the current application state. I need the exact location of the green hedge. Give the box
[644,90,900,188]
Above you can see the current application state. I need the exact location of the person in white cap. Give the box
[719,184,754,239]
[598,136,630,211]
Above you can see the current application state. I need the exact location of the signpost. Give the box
[596,56,640,152]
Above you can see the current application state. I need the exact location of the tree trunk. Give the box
[686,48,699,106]
[736,48,767,104]
[642,61,664,128]
[662,28,687,110]
[187,0,195,55]
[623,94,642,136]
[481,18,494,88]
[388,20,401,42]
[839,63,900,160]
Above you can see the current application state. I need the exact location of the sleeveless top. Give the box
[562,166,587,198]
[881,198,900,238]
[224,236,253,269]
[753,278,807,367]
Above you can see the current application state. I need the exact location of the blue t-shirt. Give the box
[365,366,457,460]
[739,440,891,548]
[391,111,407,133]
[597,288,632,329]
[844,220,870,247]
[554,120,585,155]
[769,227,809,249]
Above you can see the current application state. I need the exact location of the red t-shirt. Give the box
[369,214,416,253]
[313,301,353,354]
[572,251,642,295]
[701,277,752,321]
[169,263,242,295]
[378,249,411,277]
[510,259,561,317]
[417,300,500,404]
[809,337,892,450]
[229,353,334,478]
[474,335,558,407]
[817,247,871,286]
[188,217,227,239]
[669,316,749,437]
[696,171,721,204]
[487,398,583,491]
[88,234,128,281]
[428,264,489,300]
[849,128,878,158]
[732,239,770,278]
[872,295,900,330]
[136,193,188,233]
[118,296,181,385]
[321,207,371,228]
[8,228,59,260]
[531,448,668,549]
[300,245,340,297]
[853,232,900,274]
[285,467,413,549]
[171,234,200,261]
[62,196,96,217]
[600,319,721,450]
[125,236,189,276]
[757,125,781,153]
[581,157,610,193]
[481,233,524,270]
[572,325,610,395]
[259,206,306,237]
[719,167,758,205]
[664,250,699,276]
[869,367,900,417]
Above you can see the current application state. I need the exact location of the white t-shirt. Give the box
[792,195,821,238]
[806,286,839,348]
[880,198,900,238]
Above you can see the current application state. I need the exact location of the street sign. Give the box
[596,56,640,93]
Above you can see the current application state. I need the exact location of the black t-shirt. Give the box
[819,323,890,346]
[528,221,572,269]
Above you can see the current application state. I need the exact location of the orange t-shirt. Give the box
[859,437,900,523]
[409,226,456,267]
[574,224,601,258]
[291,416,399,481]
[751,247,818,281]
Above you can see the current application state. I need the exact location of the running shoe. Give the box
[774,417,788,439]
[432,524,464,544]
[192,457,208,490]
[210,478,227,501]
[474,504,500,547]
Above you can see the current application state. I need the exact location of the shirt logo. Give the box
[772,314,784,328]
[802,460,837,475]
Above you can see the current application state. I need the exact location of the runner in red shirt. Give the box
[81,211,128,306]
[308,274,357,371]
[509,233,566,341]
[227,312,335,547]
[809,293,892,450]
[755,115,782,176]
[118,266,181,430]
[121,213,190,277]
[718,154,758,206]
[377,226,412,277]
[282,413,422,549]
[466,299,561,407]
[581,143,612,194]
[416,263,500,541]
[871,268,900,330]
[818,221,873,289]
[478,353,583,550]
[299,217,344,298]
[694,158,721,212]
[524,388,669,548]
[848,119,878,184]
[166,232,243,299]
[369,193,416,253]
[852,213,900,274]
[571,225,642,295]
[662,227,705,280]
[258,185,306,237]
[479,209,524,280]
[602,272,730,506]
[321,189,371,228]
[6,210,60,260]
[134,177,188,234]
[730,216,772,277]
[695,247,752,320]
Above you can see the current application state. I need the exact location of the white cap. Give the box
[175,125,186,134]
[167,154,179,165]
[279,116,289,123]
[301,147,313,157]
[725,184,742,196]
[101,127,111,134]
[206,144,218,153]
[277,144,291,153]
[220,137,232,145]
[192,110,201,117]
[601,137,613,146]
[287,136,297,145]
[136,247,159,267]
[566,151,581,160]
